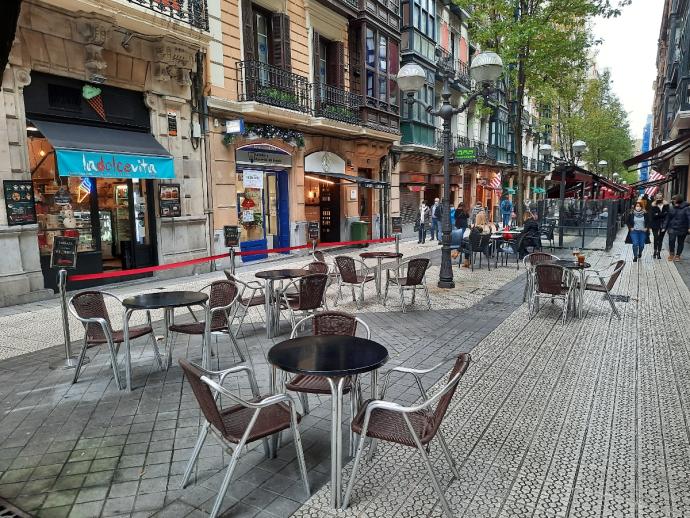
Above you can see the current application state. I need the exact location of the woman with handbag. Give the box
[625,201,651,262]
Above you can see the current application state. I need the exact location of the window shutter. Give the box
[271,13,292,71]
[241,0,254,62]
[312,31,321,84]
[327,41,345,88]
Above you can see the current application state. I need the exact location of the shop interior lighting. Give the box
[305,175,334,185]
[26,125,39,132]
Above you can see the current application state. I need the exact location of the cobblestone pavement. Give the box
[0,236,688,517]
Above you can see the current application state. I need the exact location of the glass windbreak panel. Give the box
[238,170,265,242]
[265,174,278,237]
[366,29,375,66]
[30,136,97,256]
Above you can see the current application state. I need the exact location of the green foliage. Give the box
[258,87,298,106]
[221,123,305,148]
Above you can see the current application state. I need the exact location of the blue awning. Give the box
[33,120,175,179]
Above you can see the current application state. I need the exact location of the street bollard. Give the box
[229,248,236,275]
[395,234,400,255]
[49,269,88,370]
[311,240,317,255]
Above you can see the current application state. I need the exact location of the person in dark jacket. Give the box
[626,201,650,262]
[665,194,690,261]
[649,192,669,259]
[455,202,469,239]
[518,212,541,258]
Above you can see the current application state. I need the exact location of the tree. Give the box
[456,0,629,218]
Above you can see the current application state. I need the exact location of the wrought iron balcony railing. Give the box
[312,83,363,125]
[237,61,311,114]
[126,0,209,30]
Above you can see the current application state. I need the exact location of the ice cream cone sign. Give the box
[83,85,106,121]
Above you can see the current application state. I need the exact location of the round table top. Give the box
[122,291,208,310]
[268,335,389,377]
[360,251,403,259]
[255,269,309,281]
[555,259,591,270]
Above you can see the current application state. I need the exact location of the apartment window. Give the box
[256,11,270,64]
[413,0,434,39]
[241,0,292,71]
[364,27,399,107]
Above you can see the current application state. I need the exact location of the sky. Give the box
[592,0,665,139]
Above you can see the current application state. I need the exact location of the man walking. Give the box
[499,196,513,228]
[666,194,690,261]
[431,197,442,242]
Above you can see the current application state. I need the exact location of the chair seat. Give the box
[351,400,436,447]
[88,324,152,345]
[285,374,352,395]
[582,283,608,293]
[169,321,226,335]
[388,277,420,287]
[346,275,375,284]
[221,398,299,443]
[241,295,266,307]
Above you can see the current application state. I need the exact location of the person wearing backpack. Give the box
[499,196,513,228]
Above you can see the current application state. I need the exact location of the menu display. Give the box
[50,236,78,269]
[308,221,320,241]
[391,216,402,234]
[159,184,181,217]
[4,180,37,226]
[224,225,240,247]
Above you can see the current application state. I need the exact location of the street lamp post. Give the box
[395,51,504,289]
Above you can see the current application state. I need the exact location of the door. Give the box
[277,171,290,248]
[319,183,340,242]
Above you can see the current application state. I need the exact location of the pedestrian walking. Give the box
[470,201,484,225]
[665,194,690,261]
[417,200,431,244]
[431,197,442,242]
[499,196,513,228]
[649,192,669,259]
[625,201,650,262]
[455,202,469,241]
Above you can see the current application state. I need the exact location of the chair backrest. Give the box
[534,264,566,295]
[468,230,483,250]
[208,280,238,328]
[335,256,359,283]
[312,311,358,336]
[296,274,328,310]
[606,260,625,290]
[313,250,326,263]
[479,233,491,250]
[429,353,471,439]
[527,252,557,267]
[405,258,430,285]
[71,291,112,341]
[305,261,329,274]
[179,359,227,436]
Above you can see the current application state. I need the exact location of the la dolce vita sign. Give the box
[56,149,175,179]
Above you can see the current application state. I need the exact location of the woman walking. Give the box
[649,192,669,259]
[625,202,650,262]
[455,202,469,240]
[665,194,690,261]
[417,200,431,244]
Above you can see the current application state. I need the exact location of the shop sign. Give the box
[4,180,37,226]
[455,147,477,162]
[159,184,181,217]
[50,236,78,269]
[391,216,403,234]
[167,112,178,137]
[236,149,292,168]
[242,170,263,189]
[225,119,244,135]
[408,185,424,192]
[57,149,175,179]
[308,221,320,241]
[223,225,240,247]
[242,210,255,223]
[54,186,72,205]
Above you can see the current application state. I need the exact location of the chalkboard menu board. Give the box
[4,180,37,226]
[50,236,78,269]
[223,225,240,247]
[391,216,402,234]
[308,221,320,241]
[159,184,181,217]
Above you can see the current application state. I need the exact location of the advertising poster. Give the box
[4,180,37,226]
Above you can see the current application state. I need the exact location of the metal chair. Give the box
[383,257,431,312]
[334,256,376,308]
[169,280,245,369]
[522,252,559,307]
[179,359,310,518]
[304,261,329,274]
[313,250,326,263]
[223,271,266,336]
[284,312,371,455]
[343,353,472,518]
[495,233,526,269]
[461,231,492,271]
[279,273,329,330]
[580,260,625,320]
[530,264,574,324]
[68,291,163,389]
[540,220,556,251]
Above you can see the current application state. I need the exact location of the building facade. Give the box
[0,0,212,304]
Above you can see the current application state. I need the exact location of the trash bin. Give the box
[350,221,369,247]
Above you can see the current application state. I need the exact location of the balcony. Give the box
[313,83,363,125]
[126,0,208,30]
[237,61,311,114]
[436,47,471,90]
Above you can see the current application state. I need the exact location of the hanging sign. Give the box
[223,225,240,247]
[242,170,264,189]
[455,147,478,162]
[225,119,244,135]
[242,210,255,223]
[54,185,72,205]
[391,216,403,234]
[158,184,181,217]
[167,112,178,137]
[4,180,37,226]
[308,221,320,241]
[50,236,78,269]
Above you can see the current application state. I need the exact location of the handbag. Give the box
[413,221,420,232]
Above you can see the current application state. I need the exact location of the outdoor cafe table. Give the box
[268,335,389,509]
[360,251,403,302]
[122,291,208,391]
[555,259,591,319]
[255,269,308,339]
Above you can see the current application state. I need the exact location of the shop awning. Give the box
[305,171,389,189]
[623,132,690,169]
[33,120,175,179]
